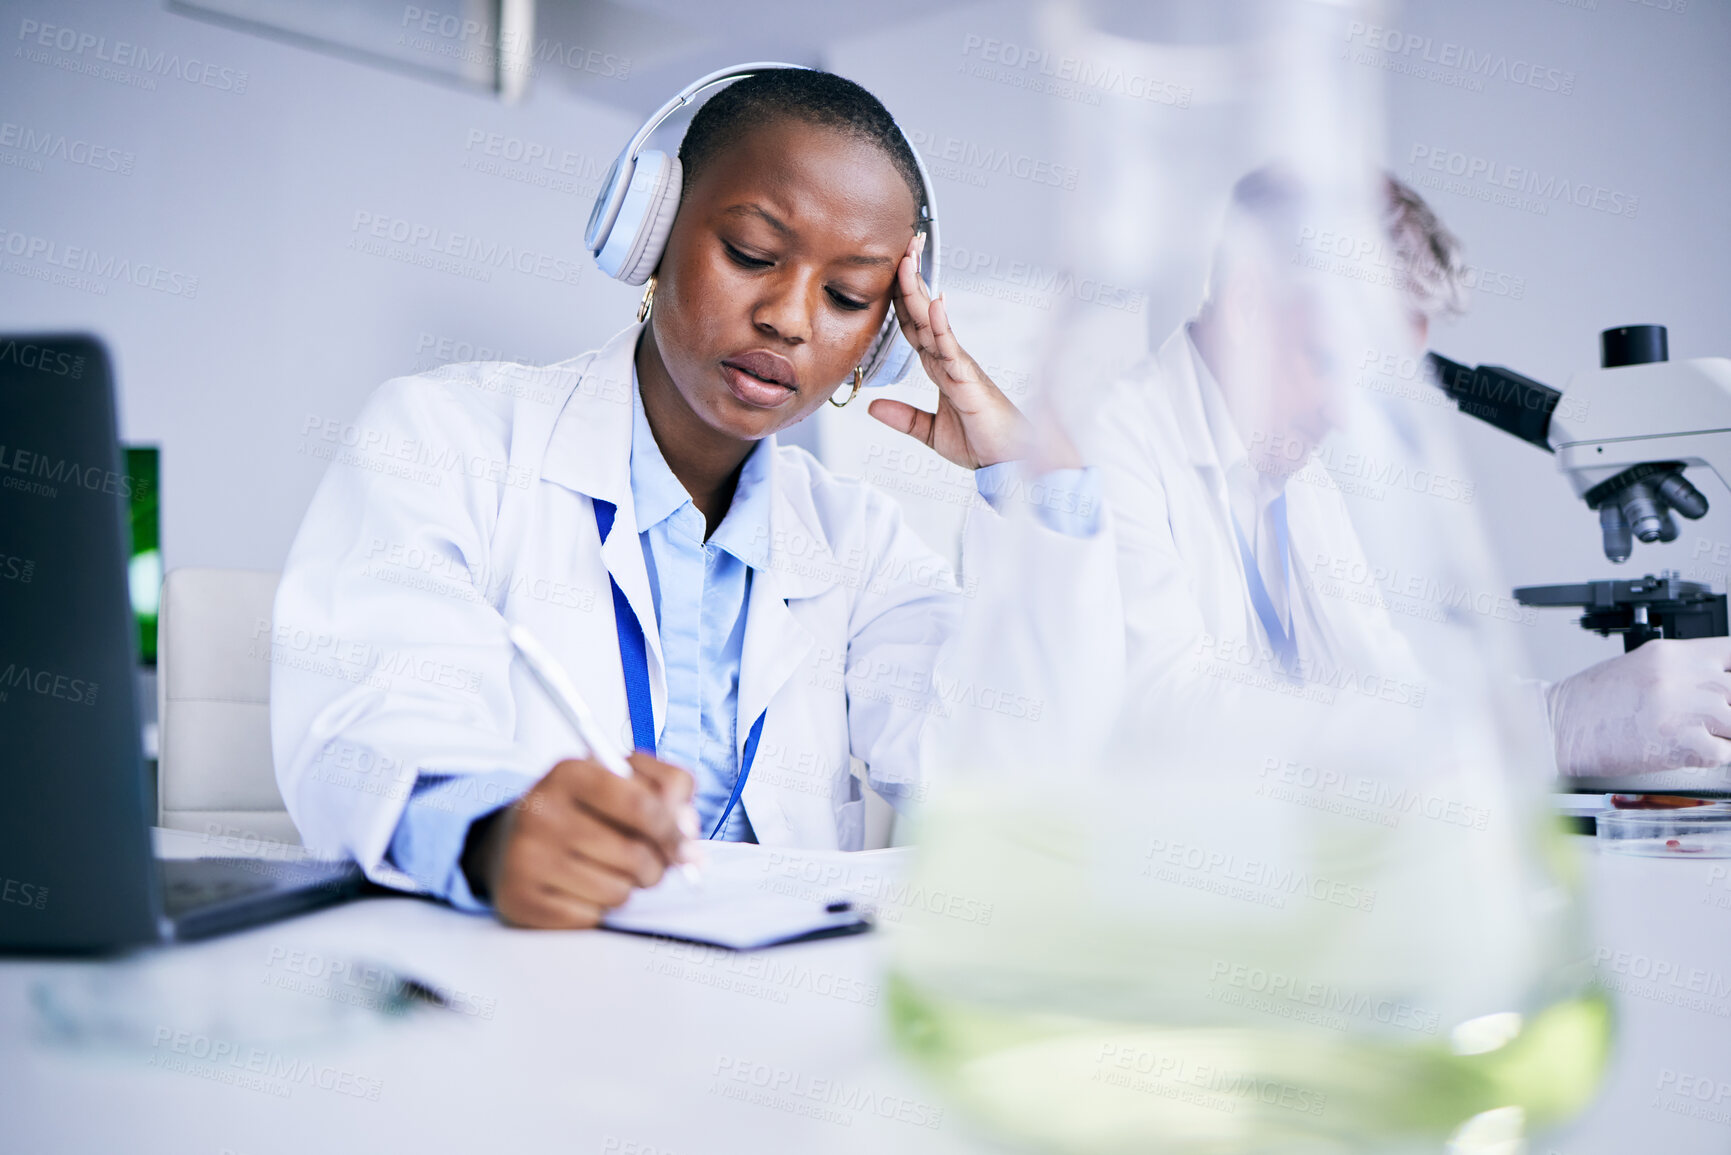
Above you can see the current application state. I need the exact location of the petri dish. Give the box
[1596,802,1731,858]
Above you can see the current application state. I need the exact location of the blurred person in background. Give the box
[1082,166,1731,778]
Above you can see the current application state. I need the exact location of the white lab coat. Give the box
[1330,360,1557,768]
[1080,324,1429,720]
[271,323,1118,890]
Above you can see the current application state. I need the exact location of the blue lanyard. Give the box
[1230,492,1297,674]
[592,499,765,840]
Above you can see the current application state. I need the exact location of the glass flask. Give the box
[885,1,1610,1151]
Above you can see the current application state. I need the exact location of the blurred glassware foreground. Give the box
[886,1,1609,1150]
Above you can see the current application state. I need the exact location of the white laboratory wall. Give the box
[1,0,645,573]
[2,0,1727,685]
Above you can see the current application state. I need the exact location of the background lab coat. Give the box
[1330,357,1558,769]
[1082,323,1430,721]
[271,324,1119,890]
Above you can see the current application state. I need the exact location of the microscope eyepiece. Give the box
[1601,324,1669,368]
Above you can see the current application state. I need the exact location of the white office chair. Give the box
[156,568,301,845]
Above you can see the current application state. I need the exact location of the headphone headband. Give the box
[584,63,940,391]
[584,62,804,258]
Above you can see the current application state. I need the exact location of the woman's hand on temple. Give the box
[868,234,1032,470]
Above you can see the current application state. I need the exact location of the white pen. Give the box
[507,624,703,885]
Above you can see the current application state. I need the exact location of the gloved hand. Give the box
[1546,637,1731,776]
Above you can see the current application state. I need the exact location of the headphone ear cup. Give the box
[620,153,681,286]
[621,152,682,287]
[593,150,682,285]
[860,323,915,390]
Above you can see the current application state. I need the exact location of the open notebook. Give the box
[600,843,904,950]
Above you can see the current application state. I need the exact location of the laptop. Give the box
[0,334,364,952]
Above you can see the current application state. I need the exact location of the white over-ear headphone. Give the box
[583,62,941,391]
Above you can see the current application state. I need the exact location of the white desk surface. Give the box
[0,831,1725,1155]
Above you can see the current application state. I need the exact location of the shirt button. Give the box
[620,720,635,749]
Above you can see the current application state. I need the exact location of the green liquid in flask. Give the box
[889,974,1609,1154]
[886,788,1611,1153]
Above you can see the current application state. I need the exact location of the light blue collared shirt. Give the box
[385,378,1103,911]
[626,376,766,845]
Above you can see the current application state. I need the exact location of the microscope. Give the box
[1428,325,1731,652]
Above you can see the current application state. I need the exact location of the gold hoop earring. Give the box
[830,365,865,408]
[636,276,656,324]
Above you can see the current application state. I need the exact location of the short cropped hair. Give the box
[678,69,927,219]
[1206,165,1468,320]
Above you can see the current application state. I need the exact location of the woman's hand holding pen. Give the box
[870,233,1076,470]
[463,753,694,929]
